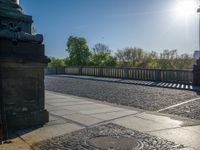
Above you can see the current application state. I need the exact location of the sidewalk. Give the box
[1,91,200,150]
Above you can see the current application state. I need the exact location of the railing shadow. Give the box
[53,75,200,95]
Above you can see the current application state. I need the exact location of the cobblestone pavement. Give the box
[32,123,185,150]
[162,99,200,120]
[45,76,200,120]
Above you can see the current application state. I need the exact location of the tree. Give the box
[89,52,116,67]
[89,43,116,67]
[115,47,148,67]
[92,43,110,53]
[66,36,90,66]
[48,57,66,68]
[115,48,195,69]
[159,49,178,69]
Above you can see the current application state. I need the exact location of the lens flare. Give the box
[175,0,198,18]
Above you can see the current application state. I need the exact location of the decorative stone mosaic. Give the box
[33,123,185,150]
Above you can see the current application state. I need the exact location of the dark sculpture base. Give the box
[7,110,49,130]
[0,1,49,140]
[0,39,49,131]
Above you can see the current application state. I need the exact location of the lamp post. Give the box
[197,0,200,63]
[193,1,200,86]
[198,3,200,51]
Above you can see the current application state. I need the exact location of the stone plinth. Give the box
[0,39,49,130]
[0,1,49,137]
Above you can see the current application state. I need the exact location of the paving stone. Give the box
[32,123,185,150]
[46,98,81,103]
[43,91,200,149]
[78,107,126,115]
[50,109,76,116]
[60,103,109,111]
[182,125,200,134]
[49,115,60,121]
[135,112,183,126]
[17,123,83,145]
[45,105,62,111]
[112,115,182,132]
[48,101,93,106]
[62,113,103,126]
[47,97,89,103]
[149,127,200,149]
[0,137,31,150]
[91,110,138,120]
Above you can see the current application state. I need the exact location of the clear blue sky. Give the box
[20,0,199,58]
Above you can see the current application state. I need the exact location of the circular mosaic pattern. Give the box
[32,123,185,150]
[85,136,143,150]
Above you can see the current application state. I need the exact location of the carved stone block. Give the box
[0,0,49,138]
[0,39,49,130]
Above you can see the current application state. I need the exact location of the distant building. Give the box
[194,51,200,60]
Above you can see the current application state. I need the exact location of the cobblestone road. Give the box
[45,76,200,120]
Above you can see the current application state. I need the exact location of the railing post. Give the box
[156,69,161,82]
[56,67,58,75]
[124,68,129,79]
[79,67,82,75]
[64,67,66,74]
[193,59,200,86]
[99,67,103,77]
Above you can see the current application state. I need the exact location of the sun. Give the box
[175,0,198,18]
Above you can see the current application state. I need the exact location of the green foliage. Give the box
[63,36,194,69]
[48,57,66,68]
[89,51,116,67]
[88,43,116,67]
[158,50,195,69]
[115,47,151,67]
[92,43,110,53]
[66,36,90,66]
[115,48,195,69]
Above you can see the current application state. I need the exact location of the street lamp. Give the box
[197,3,200,52]
[195,1,200,66]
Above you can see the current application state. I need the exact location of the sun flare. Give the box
[175,0,198,18]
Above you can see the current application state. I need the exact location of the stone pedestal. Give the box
[0,0,49,140]
[193,59,200,86]
[0,39,49,130]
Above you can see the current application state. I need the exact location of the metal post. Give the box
[193,2,200,85]
[198,8,200,50]
[0,65,3,143]
[0,65,8,143]
[198,2,200,51]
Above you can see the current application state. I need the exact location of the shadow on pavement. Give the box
[50,75,200,94]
